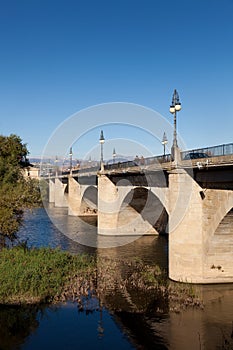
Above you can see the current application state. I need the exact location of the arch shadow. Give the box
[118,187,168,234]
[215,208,233,235]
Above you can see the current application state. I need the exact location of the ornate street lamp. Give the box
[99,130,105,170]
[69,147,73,174]
[161,132,168,157]
[169,89,181,160]
[112,147,116,164]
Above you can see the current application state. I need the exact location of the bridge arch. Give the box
[80,185,98,215]
[67,177,97,216]
[204,189,233,240]
[215,208,233,235]
[117,186,168,235]
[204,190,233,263]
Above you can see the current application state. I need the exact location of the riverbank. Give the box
[0,245,203,312]
[0,245,95,305]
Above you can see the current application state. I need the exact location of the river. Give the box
[1,206,233,350]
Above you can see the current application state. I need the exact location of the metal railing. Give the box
[104,154,172,171]
[181,143,233,160]
[61,154,172,175]
[60,142,233,176]
[61,165,100,176]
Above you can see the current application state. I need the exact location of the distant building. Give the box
[23,165,40,179]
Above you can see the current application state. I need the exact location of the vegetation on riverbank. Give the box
[0,246,203,313]
[87,256,204,314]
[0,134,41,241]
[0,246,94,304]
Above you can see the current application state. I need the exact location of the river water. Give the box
[1,206,233,350]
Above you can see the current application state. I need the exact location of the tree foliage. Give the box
[0,134,41,240]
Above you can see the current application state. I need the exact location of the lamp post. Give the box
[99,130,105,170]
[69,147,73,174]
[162,132,168,157]
[62,157,66,172]
[55,156,58,177]
[169,89,182,161]
[112,147,116,164]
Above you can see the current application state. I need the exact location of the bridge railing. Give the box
[61,154,172,175]
[104,154,172,171]
[104,160,137,170]
[62,165,100,176]
[143,154,172,165]
[181,142,233,160]
[60,142,233,176]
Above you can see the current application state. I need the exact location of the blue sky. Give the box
[0,0,232,159]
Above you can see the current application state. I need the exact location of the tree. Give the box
[0,134,41,241]
[0,134,28,183]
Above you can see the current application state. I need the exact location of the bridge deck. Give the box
[47,154,233,180]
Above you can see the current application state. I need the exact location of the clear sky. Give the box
[0,0,232,160]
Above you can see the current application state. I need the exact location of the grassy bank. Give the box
[0,246,94,304]
[0,246,203,312]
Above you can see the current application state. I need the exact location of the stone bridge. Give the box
[47,154,233,284]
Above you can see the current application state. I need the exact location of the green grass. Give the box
[0,246,94,304]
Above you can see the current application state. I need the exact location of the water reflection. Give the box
[0,302,135,350]
[0,304,40,350]
[4,207,233,349]
[18,207,96,255]
[44,203,164,249]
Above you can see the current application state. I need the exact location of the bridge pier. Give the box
[98,174,119,235]
[68,177,83,215]
[49,179,55,203]
[169,168,204,283]
[68,177,97,216]
[54,178,68,208]
[97,174,163,235]
[169,168,233,283]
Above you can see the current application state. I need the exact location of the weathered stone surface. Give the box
[54,178,68,208]
[169,169,233,283]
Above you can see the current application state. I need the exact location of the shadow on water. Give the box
[0,304,42,350]
[0,302,139,350]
